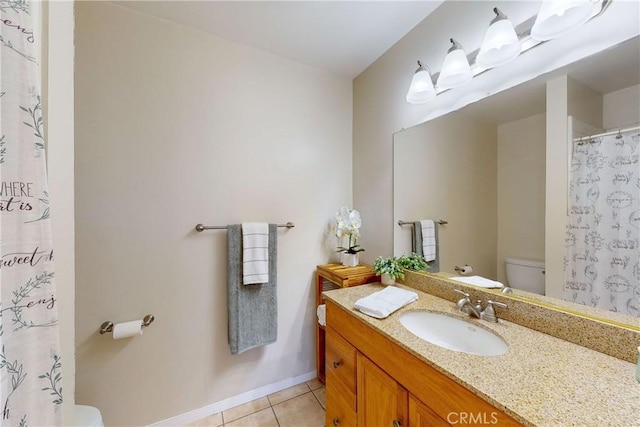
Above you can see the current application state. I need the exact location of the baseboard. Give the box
[149,370,317,426]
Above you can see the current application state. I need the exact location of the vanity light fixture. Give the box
[531,0,601,41]
[405,0,609,104]
[405,61,436,104]
[436,38,473,90]
[476,8,522,69]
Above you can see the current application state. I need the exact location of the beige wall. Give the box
[74,3,352,425]
[497,114,546,284]
[393,114,497,278]
[568,78,603,129]
[545,76,569,298]
[603,84,640,129]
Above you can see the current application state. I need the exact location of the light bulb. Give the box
[436,39,472,90]
[477,8,521,69]
[406,61,436,104]
[531,0,600,41]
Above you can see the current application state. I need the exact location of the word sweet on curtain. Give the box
[565,128,640,317]
[1,1,62,425]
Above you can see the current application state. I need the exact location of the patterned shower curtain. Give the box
[565,129,640,317]
[0,1,62,425]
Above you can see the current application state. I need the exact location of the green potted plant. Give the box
[398,252,430,272]
[373,256,404,285]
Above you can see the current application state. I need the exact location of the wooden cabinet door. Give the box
[408,394,450,427]
[326,327,357,427]
[357,353,408,427]
[326,390,358,427]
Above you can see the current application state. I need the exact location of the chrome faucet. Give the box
[453,289,482,318]
[454,290,508,322]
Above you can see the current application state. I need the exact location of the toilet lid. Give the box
[504,257,544,269]
[75,405,103,427]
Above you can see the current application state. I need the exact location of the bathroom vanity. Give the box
[325,301,519,426]
[323,283,639,427]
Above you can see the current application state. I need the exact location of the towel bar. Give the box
[195,222,295,232]
[398,219,447,226]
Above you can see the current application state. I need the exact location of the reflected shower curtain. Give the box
[565,129,640,317]
[0,1,62,425]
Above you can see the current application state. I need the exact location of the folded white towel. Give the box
[317,304,326,327]
[242,222,269,285]
[420,220,436,262]
[451,276,504,289]
[354,286,418,319]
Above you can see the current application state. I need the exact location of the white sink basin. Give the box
[399,311,508,356]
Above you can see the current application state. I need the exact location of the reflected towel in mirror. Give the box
[413,220,440,272]
[451,275,504,289]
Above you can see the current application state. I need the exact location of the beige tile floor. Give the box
[187,379,325,427]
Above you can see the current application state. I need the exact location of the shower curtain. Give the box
[565,128,640,317]
[0,1,62,425]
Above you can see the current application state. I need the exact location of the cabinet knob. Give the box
[393,420,403,427]
[333,418,340,426]
[332,360,342,369]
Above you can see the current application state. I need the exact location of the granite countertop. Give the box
[323,284,640,427]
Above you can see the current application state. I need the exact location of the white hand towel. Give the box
[354,286,418,319]
[451,276,504,289]
[316,304,326,327]
[242,222,269,285]
[420,220,436,262]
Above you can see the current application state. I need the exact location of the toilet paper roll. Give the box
[112,320,143,339]
[458,265,473,275]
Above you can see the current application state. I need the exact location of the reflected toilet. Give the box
[504,257,545,295]
[75,405,104,427]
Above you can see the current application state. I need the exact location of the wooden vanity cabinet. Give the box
[325,299,522,427]
[357,353,408,427]
[325,326,357,427]
[408,394,450,427]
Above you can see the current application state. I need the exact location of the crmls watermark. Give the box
[447,411,499,425]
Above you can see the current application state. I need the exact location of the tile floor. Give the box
[187,379,325,427]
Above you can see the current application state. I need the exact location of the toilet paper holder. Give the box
[454,265,473,275]
[99,314,155,335]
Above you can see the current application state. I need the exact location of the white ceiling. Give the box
[112,0,445,78]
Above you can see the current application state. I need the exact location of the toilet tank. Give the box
[504,257,545,295]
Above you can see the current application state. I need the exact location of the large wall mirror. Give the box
[393,36,639,329]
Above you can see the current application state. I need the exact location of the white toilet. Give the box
[504,257,545,295]
[74,405,104,427]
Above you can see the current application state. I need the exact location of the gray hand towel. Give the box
[413,221,439,273]
[227,224,277,354]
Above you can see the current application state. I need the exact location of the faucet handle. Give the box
[487,300,507,308]
[481,300,508,322]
